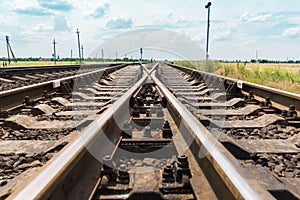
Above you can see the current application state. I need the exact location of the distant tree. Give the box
[260,59,268,63]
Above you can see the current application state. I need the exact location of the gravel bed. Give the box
[0,143,67,187]
[0,100,87,140]
[0,127,74,140]
[242,153,300,178]
[0,72,77,91]
[223,125,299,140]
[226,115,259,121]
[117,157,177,169]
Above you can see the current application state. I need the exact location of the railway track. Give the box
[0,64,119,91]
[157,63,300,199]
[0,63,140,198]
[0,63,299,199]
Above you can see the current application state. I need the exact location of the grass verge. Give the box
[171,61,300,94]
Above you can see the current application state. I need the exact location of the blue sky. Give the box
[0,0,299,60]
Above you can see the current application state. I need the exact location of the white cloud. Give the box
[213,30,232,41]
[9,0,53,16]
[152,13,191,29]
[212,22,236,42]
[0,12,20,26]
[166,11,173,18]
[282,27,300,37]
[193,34,206,44]
[53,16,70,31]
[32,24,52,32]
[174,17,189,26]
[89,2,110,18]
[268,35,280,39]
[106,17,133,29]
[38,0,73,12]
[239,12,251,21]
[239,12,273,22]
[249,13,272,22]
[10,0,40,10]
[67,0,110,18]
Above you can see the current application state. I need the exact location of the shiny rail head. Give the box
[149,65,275,200]
[9,69,148,200]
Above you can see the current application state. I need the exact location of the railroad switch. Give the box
[156,109,164,117]
[43,90,51,99]
[162,120,173,138]
[102,155,117,181]
[145,109,151,117]
[121,121,132,138]
[282,105,298,120]
[162,165,175,183]
[244,91,257,104]
[260,97,272,108]
[132,105,140,117]
[150,107,157,115]
[129,97,135,108]
[175,155,192,182]
[136,96,144,106]
[146,99,151,106]
[161,97,167,108]
[143,126,152,137]
[24,96,35,107]
[117,164,130,184]
[161,155,192,184]
[287,105,298,118]
[0,108,8,118]
[153,93,159,100]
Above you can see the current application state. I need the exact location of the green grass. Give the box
[171,61,300,94]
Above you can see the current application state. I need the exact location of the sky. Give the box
[0,0,300,61]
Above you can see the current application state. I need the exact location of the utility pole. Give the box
[76,29,81,63]
[81,45,84,60]
[6,36,10,64]
[71,49,73,59]
[140,48,143,62]
[256,50,258,61]
[53,39,57,65]
[5,36,17,64]
[205,2,212,61]
[101,49,104,63]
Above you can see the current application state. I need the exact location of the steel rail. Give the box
[0,64,127,110]
[168,63,300,111]
[150,68,274,200]
[9,68,147,200]
[0,63,121,76]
